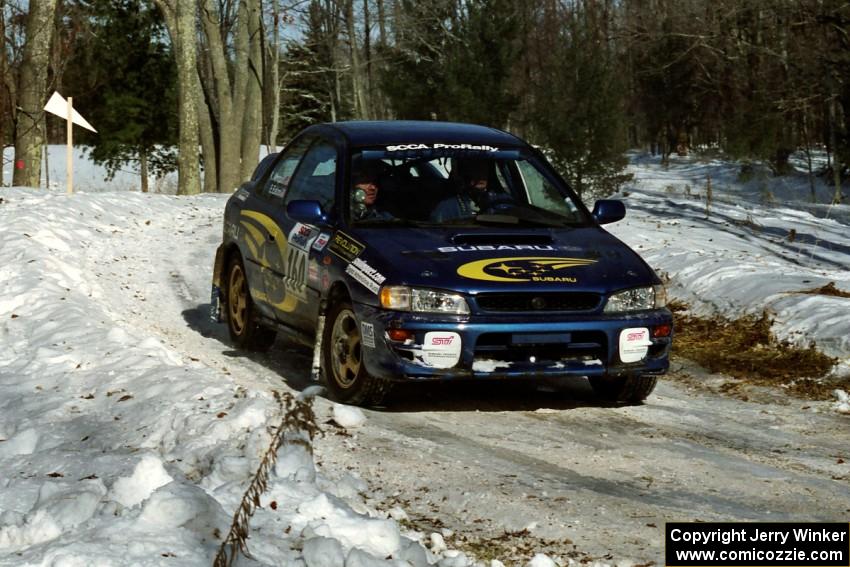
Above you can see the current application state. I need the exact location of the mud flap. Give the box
[311,312,326,382]
[210,245,225,323]
[210,285,223,323]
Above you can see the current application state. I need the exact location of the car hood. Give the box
[348,226,658,294]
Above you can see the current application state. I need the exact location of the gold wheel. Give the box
[228,262,248,336]
[330,308,362,389]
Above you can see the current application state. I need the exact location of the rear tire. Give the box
[322,300,392,406]
[590,374,657,404]
[226,255,276,351]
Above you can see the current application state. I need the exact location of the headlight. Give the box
[380,286,470,315]
[604,285,667,313]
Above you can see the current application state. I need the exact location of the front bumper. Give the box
[354,303,672,381]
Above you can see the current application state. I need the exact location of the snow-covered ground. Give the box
[612,152,850,366]
[0,150,848,566]
[0,190,447,566]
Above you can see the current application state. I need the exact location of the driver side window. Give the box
[259,136,313,203]
[283,141,337,211]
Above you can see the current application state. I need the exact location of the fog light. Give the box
[388,329,414,342]
[652,324,672,338]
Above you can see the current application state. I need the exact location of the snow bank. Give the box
[611,153,850,364]
[0,188,490,566]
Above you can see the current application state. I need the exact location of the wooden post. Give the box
[67,96,73,194]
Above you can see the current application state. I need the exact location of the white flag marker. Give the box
[43,91,96,194]
[44,91,96,132]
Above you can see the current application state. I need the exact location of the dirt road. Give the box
[105,199,850,565]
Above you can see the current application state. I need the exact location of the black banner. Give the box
[666,522,849,567]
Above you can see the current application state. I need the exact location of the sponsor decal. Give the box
[438,245,555,253]
[385,143,499,153]
[307,262,320,285]
[288,223,318,252]
[285,246,309,300]
[457,256,596,283]
[234,188,249,202]
[361,322,376,348]
[312,232,330,252]
[351,258,385,285]
[329,231,365,262]
[422,331,462,368]
[619,327,652,363]
[345,257,385,294]
[267,181,285,198]
[224,221,240,240]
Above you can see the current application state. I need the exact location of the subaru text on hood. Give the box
[211,121,673,406]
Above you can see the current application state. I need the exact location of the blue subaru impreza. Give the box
[212,121,672,405]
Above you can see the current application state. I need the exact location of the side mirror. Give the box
[592,199,626,225]
[287,200,329,226]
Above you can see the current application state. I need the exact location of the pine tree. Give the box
[67,0,176,192]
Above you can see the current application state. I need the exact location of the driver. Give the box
[351,161,393,221]
[431,158,507,221]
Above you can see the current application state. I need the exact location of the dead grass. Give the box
[213,391,321,567]
[672,308,841,400]
[794,281,850,298]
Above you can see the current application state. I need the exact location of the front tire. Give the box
[322,300,392,406]
[226,255,276,351]
[590,374,657,404]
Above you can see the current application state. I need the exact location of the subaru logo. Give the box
[531,296,547,310]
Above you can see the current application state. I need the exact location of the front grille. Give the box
[475,292,601,312]
[474,331,607,364]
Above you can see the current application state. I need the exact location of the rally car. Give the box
[211,121,672,406]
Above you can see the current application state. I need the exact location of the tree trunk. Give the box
[199,0,238,193]
[801,109,816,203]
[0,5,6,188]
[155,0,202,195]
[174,0,202,195]
[140,147,148,193]
[197,79,218,194]
[345,0,367,119]
[376,0,386,46]
[264,0,281,152]
[239,0,263,182]
[13,0,58,188]
[199,0,264,192]
[363,0,373,117]
[829,96,842,204]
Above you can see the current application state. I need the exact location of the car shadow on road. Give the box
[182,304,316,393]
[183,304,627,412]
[377,379,620,412]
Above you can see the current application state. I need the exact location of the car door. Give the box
[240,136,314,318]
[266,139,338,331]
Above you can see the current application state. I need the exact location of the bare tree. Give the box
[12,0,57,188]
[197,0,264,192]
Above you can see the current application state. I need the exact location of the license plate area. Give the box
[510,332,571,345]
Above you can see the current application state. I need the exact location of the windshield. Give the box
[347,147,589,228]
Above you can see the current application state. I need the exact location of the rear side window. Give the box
[284,141,337,210]
[259,137,313,202]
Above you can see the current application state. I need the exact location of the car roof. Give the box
[315,120,525,148]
